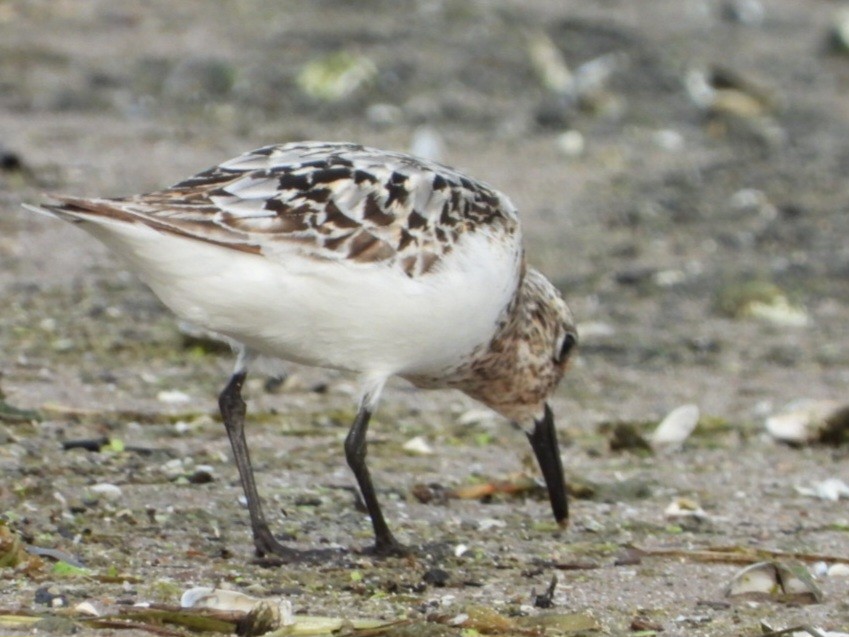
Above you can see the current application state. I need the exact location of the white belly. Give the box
[82,219,520,377]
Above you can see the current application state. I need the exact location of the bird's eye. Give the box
[555,332,577,364]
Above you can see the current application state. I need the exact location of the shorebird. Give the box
[25,142,578,559]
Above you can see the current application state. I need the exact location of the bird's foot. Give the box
[250,530,346,566]
[366,536,411,558]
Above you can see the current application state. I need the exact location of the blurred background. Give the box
[2,0,848,419]
[1,1,849,629]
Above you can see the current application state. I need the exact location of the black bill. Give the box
[525,403,568,525]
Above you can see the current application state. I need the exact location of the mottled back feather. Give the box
[68,142,521,278]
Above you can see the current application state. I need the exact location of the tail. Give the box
[22,196,136,224]
[21,201,81,223]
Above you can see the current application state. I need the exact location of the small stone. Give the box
[402,435,434,456]
[664,497,708,520]
[556,130,585,157]
[162,458,187,478]
[423,568,450,587]
[188,467,215,484]
[157,390,191,404]
[478,518,506,531]
[89,483,123,501]
[366,103,403,127]
[34,586,67,607]
[654,129,684,151]
[795,478,849,501]
[828,563,849,578]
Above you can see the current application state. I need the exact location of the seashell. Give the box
[664,497,708,520]
[765,400,846,444]
[650,404,700,448]
[725,561,822,604]
[181,587,295,628]
[73,601,100,617]
[525,31,572,96]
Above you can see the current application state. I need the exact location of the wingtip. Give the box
[21,201,55,218]
[21,196,85,222]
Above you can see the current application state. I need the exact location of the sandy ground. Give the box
[1,1,848,635]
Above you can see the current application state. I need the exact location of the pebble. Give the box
[664,497,708,520]
[828,563,849,578]
[795,478,849,502]
[423,568,450,587]
[366,103,403,127]
[89,483,123,501]
[34,586,67,608]
[653,129,684,151]
[188,466,215,484]
[157,389,191,404]
[556,130,585,157]
[403,435,434,456]
[478,518,506,531]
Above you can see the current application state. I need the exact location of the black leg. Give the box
[526,403,569,526]
[218,371,296,558]
[344,407,405,555]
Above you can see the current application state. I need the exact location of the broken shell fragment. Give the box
[795,478,849,501]
[181,587,257,612]
[73,601,100,617]
[525,30,572,96]
[766,400,849,445]
[725,561,823,604]
[650,404,700,448]
[180,587,294,628]
[664,497,708,520]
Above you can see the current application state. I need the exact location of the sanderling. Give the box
[25,141,578,559]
